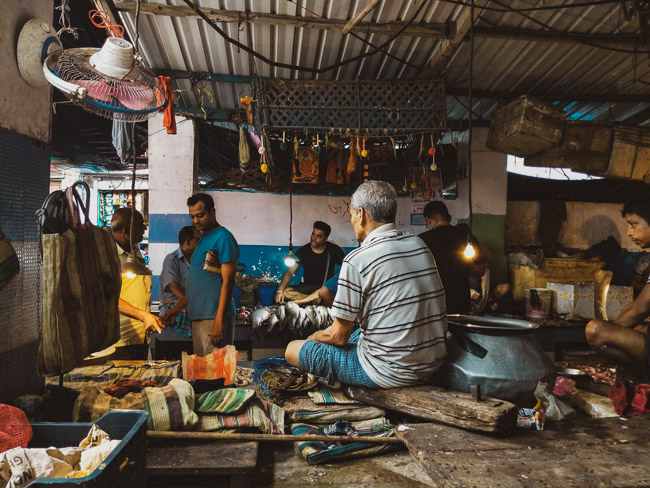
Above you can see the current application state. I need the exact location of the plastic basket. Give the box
[26,410,147,487]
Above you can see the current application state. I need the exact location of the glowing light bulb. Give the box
[125,271,137,279]
[464,242,476,259]
[284,254,297,267]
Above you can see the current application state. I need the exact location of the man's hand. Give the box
[142,313,164,334]
[160,309,180,326]
[210,319,224,346]
[275,290,285,304]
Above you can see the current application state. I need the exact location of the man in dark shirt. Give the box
[418,201,485,314]
[276,221,344,305]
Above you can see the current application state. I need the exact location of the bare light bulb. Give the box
[124,270,137,279]
[283,253,297,267]
[464,242,476,259]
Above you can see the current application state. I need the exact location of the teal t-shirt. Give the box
[187,226,239,320]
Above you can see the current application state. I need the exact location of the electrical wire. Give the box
[440,0,623,13]
[468,0,474,233]
[181,0,429,74]
[285,0,422,71]
[483,0,646,54]
[89,0,124,38]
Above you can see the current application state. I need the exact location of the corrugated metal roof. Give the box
[110,0,650,127]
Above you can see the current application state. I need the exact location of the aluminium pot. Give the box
[431,314,556,405]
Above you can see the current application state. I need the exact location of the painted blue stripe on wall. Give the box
[149,214,192,243]
[150,244,354,301]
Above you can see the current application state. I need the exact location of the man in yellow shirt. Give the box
[111,207,163,359]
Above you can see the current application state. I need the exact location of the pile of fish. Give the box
[248,302,333,339]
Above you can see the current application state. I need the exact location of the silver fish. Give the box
[276,304,286,324]
[305,305,318,329]
[251,307,270,327]
[316,305,330,329]
[285,301,300,331]
[267,313,279,333]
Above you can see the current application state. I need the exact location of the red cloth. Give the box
[158,76,177,135]
[609,381,650,416]
[103,379,157,399]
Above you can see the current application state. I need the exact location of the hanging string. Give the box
[56,0,79,38]
[468,0,474,233]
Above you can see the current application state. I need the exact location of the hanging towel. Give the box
[111,119,131,165]
[158,76,177,134]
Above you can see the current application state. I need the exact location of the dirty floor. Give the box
[148,442,435,487]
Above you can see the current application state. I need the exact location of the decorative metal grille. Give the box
[255,79,446,136]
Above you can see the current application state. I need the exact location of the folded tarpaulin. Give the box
[291,421,400,465]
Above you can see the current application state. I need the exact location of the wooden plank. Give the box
[423,0,488,76]
[113,1,447,39]
[397,416,650,487]
[147,439,258,475]
[148,430,403,445]
[341,385,517,433]
[342,0,382,34]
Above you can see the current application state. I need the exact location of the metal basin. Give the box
[432,314,556,405]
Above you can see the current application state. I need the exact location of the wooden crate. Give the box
[524,122,612,173]
[604,126,650,181]
[509,257,605,302]
[486,96,565,157]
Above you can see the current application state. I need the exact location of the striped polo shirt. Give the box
[331,223,447,388]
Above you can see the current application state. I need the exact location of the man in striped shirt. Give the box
[285,180,447,388]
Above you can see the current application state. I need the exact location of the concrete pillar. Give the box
[147,114,197,300]
[459,127,509,283]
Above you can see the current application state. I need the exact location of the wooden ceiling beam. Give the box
[113,1,449,38]
[445,85,650,103]
[423,0,488,78]
[471,25,644,49]
[342,0,382,35]
[114,1,643,48]
[155,68,650,107]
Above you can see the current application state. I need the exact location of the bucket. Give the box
[232,285,242,307]
[258,282,278,306]
[525,288,553,319]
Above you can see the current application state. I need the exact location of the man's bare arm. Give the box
[615,283,650,327]
[307,317,354,346]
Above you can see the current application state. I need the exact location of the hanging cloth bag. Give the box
[37,182,122,376]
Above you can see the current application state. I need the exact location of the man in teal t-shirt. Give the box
[186,193,240,356]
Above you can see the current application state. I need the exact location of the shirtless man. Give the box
[586,194,650,378]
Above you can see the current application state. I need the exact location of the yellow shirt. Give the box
[115,243,152,347]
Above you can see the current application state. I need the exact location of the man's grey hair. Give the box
[351,180,397,223]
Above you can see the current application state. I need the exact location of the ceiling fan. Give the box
[42,35,167,122]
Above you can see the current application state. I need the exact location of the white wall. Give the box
[507,201,638,251]
[210,190,471,247]
[1,3,54,142]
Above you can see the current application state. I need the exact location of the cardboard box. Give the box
[548,282,595,320]
[548,282,633,321]
[605,285,633,320]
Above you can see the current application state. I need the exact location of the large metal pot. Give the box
[432,314,556,405]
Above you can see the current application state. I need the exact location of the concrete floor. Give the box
[252,442,435,487]
[148,442,436,487]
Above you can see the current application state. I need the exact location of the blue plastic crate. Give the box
[26,410,147,487]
